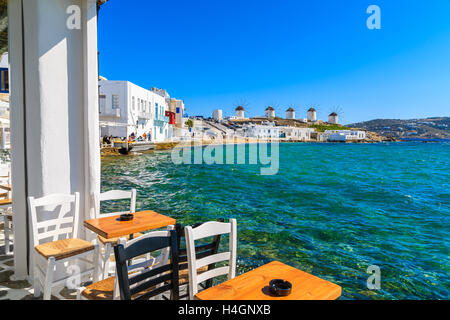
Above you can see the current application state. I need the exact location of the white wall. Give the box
[9,0,100,278]
[245,124,280,138]
[280,127,314,141]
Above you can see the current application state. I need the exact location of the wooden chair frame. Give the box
[114,229,180,300]
[76,226,175,300]
[175,218,224,299]
[92,189,137,278]
[28,192,100,300]
[185,219,237,300]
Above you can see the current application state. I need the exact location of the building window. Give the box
[132,96,135,110]
[112,94,119,109]
[176,107,180,114]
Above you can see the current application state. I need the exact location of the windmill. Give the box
[233,98,249,119]
[328,106,343,125]
[306,104,319,122]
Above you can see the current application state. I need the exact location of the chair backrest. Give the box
[28,193,80,246]
[93,189,136,219]
[185,219,237,300]
[175,219,224,299]
[175,218,224,269]
[114,229,179,300]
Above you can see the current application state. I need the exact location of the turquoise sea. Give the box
[101,142,450,300]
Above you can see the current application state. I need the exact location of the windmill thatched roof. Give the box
[286,107,294,112]
[308,108,316,112]
[329,112,338,116]
[235,106,244,111]
[266,106,274,111]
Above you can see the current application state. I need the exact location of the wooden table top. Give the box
[84,210,176,239]
[195,261,342,300]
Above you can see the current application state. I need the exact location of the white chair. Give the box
[28,193,100,300]
[92,189,137,279]
[0,197,12,255]
[185,219,237,300]
[0,163,12,255]
[77,227,173,300]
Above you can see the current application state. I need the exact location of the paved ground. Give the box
[0,223,82,300]
[0,222,37,300]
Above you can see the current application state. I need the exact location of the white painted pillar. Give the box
[8,0,100,279]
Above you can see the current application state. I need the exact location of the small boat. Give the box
[114,141,156,155]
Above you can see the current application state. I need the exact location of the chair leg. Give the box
[43,257,56,300]
[93,244,101,282]
[33,255,42,298]
[4,219,11,255]
[103,243,112,279]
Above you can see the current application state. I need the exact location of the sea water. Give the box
[101,142,449,299]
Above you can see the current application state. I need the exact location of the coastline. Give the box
[100,136,401,158]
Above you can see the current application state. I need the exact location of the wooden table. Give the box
[84,210,176,239]
[195,261,342,300]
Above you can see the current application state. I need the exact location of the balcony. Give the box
[100,108,120,118]
[138,112,152,120]
[154,115,169,127]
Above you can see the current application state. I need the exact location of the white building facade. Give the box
[244,123,280,139]
[325,130,366,142]
[99,80,170,142]
[279,127,315,141]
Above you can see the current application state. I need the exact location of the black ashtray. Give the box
[269,279,292,297]
[119,214,134,221]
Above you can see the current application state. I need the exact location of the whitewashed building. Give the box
[279,127,315,141]
[168,97,185,129]
[99,80,170,142]
[325,130,366,142]
[244,122,280,139]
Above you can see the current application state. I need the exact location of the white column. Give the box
[8,0,100,279]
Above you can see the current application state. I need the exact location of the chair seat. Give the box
[35,238,95,261]
[0,198,12,206]
[178,264,209,285]
[82,275,159,300]
[98,232,143,245]
[82,276,116,300]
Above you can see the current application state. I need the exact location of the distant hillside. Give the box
[348,117,450,139]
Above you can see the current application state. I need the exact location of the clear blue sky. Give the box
[98,0,450,124]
